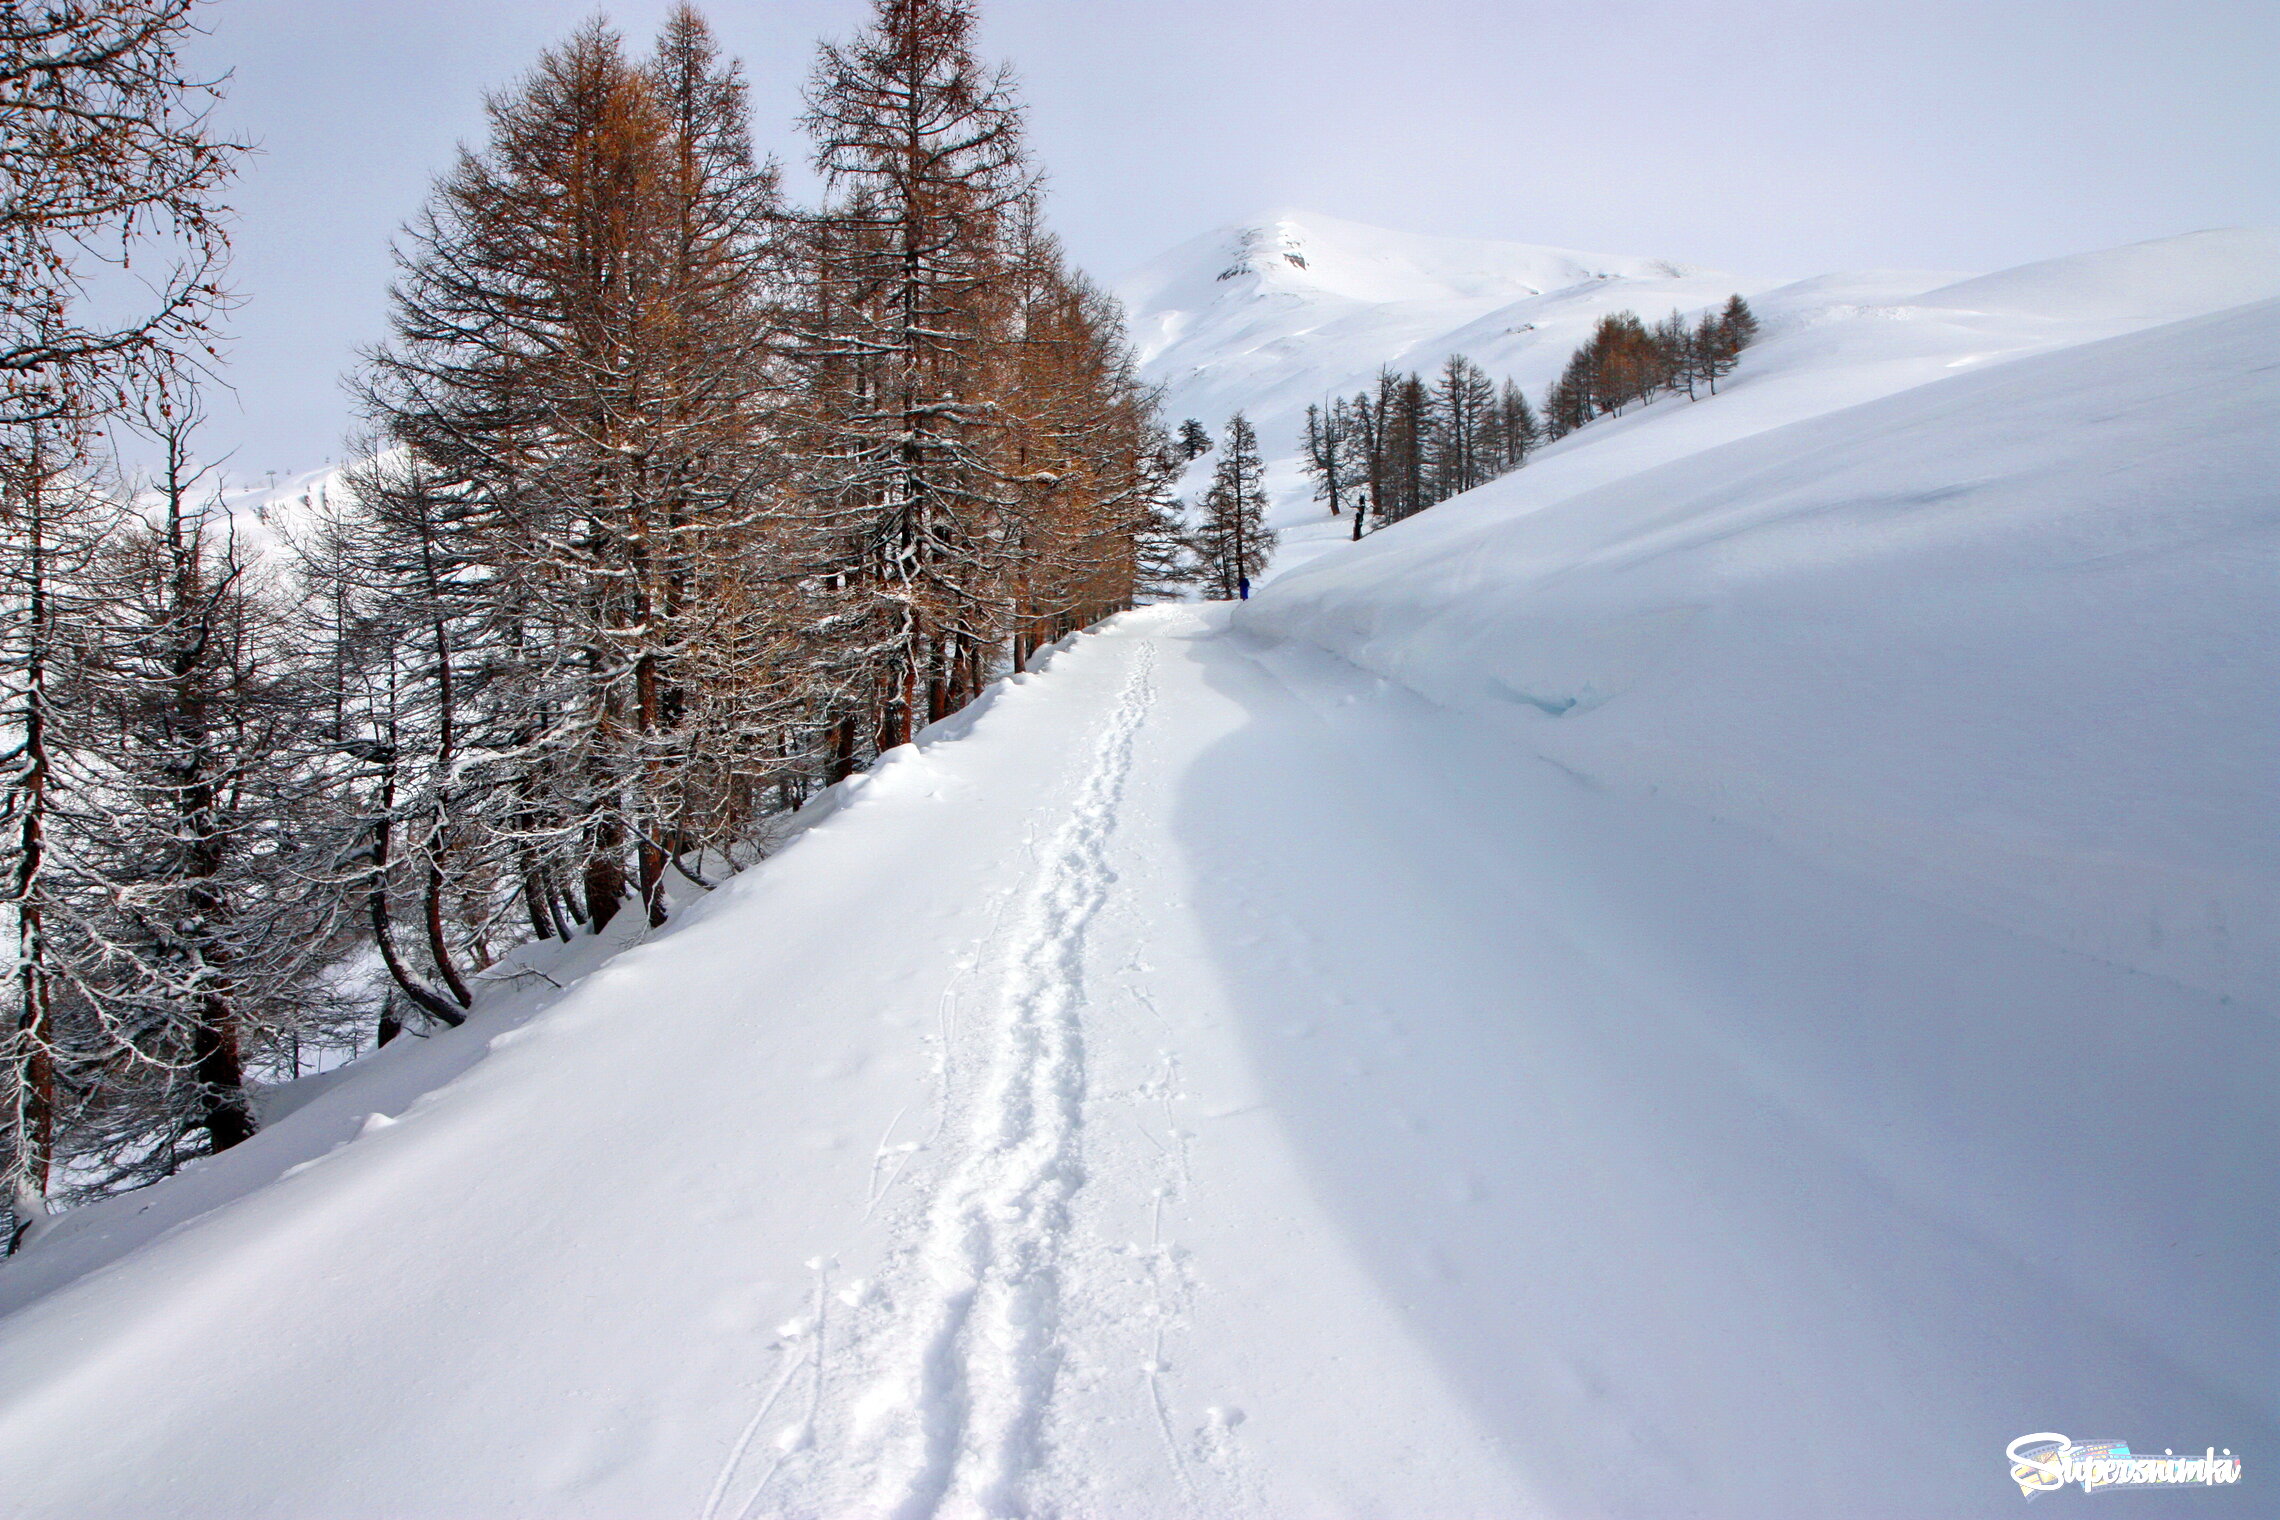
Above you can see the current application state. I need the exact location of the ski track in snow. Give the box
[733,641,1159,1520]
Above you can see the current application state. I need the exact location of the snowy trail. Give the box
[717,622,1531,1519]
[807,646,1151,1518]
[2,229,2272,1520]
[0,604,1541,1520]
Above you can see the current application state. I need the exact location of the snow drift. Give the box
[1241,241,2280,1010]
[1219,233,2279,1511]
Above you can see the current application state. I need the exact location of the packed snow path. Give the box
[0,598,2271,1517]
[697,621,1537,1519]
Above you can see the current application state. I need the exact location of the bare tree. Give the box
[0,0,240,431]
[65,391,337,1185]
[0,423,113,1246]
[1426,354,1496,501]
[1302,401,1348,518]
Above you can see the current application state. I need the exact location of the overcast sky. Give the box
[177,0,2278,482]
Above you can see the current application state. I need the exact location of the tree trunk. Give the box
[584,819,627,933]
[191,992,257,1151]
[424,861,474,1006]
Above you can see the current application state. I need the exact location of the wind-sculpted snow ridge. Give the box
[1914,226,2280,322]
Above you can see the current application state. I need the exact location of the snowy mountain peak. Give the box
[1121,209,1704,328]
[1214,220,1313,283]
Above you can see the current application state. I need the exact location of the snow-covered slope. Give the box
[1120,209,1778,472]
[1130,216,2280,590]
[1244,239,2280,1013]
[1,222,2274,1519]
[1220,234,2280,1512]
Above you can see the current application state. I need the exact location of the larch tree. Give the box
[9,0,1178,1245]
[0,0,238,434]
[1343,387,1381,539]
[1302,400,1350,518]
[1426,354,1497,501]
[798,0,1037,754]
[991,206,1156,669]
[1377,370,1428,526]
[1542,294,1760,442]
[1175,417,1213,461]
[352,12,791,955]
[0,424,117,1246]
[634,4,800,881]
[1698,294,1758,392]
[1489,379,1539,472]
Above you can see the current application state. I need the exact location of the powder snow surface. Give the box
[0,222,2273,1518]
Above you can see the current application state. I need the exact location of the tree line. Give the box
[2,0,1183,1248]
[1289,356,1539,539]
[1544,295,1757,437]
[1295,293,1758,534]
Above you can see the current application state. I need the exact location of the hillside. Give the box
[1126,213,2279,571]
[1120,210,1778,519]
[0,223,2273,1518]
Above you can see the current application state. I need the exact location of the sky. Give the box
[175,0,2278,483]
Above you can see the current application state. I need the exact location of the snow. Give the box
[1241,237,2280,1013]
[1,218,2274,1517]
[1917,227,2280,323]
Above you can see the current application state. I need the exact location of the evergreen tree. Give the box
[1176,418,1213,461]
[1488,379,1539,472]
[1698,294,1758,392]
[1194,413,1273,598]
[1721,292,1760,349]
